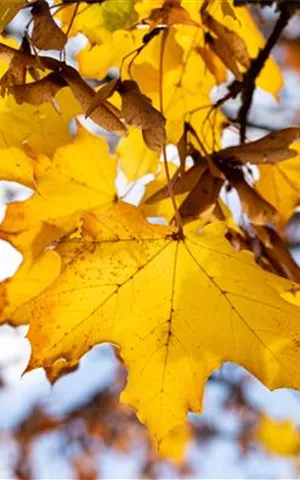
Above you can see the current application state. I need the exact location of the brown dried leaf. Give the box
[203,12,250,69]
[90,103,126,136]
[178,168,223,224]
[0,41,39,69]
[118,80,165,151]
[146,161,208,204]
[142,127,165,152]
[31,0,67,51]
[221,128,300,165]
[62,67,126,135]
[255,226,300,282]
[177,127,188,173]
[196,45,227,85]
[213,200,227,221]
[0,37,35,97]
[119,80,159,128]
[146,0,200,28]
[86,79,119,118]
[230,172,278,225]
[221,0,239,22]
[8,72,67,105]
[205,32,242,81]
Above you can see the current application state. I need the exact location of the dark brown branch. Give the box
[237,5,291,143]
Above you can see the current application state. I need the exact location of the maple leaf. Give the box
[141,162,181,222]
[0,144,35,188]
[0,126,117,257]
[1,0,300,469]
[0,84,80,155]
[0,38,81,154]
[76,30,139,80]
[0,250,61,325]
[255,415,300,456]
[13,201,300,457]
[117,129,160,181]
[58,0,138,45]
[202,0,283,97]
[0,126,117,325]
[256,142,300,224]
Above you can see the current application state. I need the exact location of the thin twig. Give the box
[159,29,183,236]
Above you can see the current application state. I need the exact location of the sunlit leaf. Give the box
[14,202,300,458]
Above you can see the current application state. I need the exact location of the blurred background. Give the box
[1,2,300,478]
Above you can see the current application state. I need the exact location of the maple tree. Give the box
[1,0,300,469]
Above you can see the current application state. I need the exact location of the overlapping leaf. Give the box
[256,141,300,224]
[0,0,298,465]
[0,126,117,255]
[0,127,117,325]
[11,201,300,457]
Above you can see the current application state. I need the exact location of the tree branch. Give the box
[237,5,291,143]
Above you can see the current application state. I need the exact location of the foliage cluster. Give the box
[1,0,300,467]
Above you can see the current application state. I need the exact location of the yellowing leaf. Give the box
[0,87,80,156]
[101,0,138,31]
[59,0,137,43]
[0,43,80,154]
[0,250,61,325]
[207,1,282,97]
[141,162,181,222]
[77,29,141,80]
[145,0,200,28]
[256,143,300,224]
[77,13,223,149]
[255,415,300,456]
[16,202,300,457]
[117,129,160,181]
[0,127,117,256]
[0,145,34,188]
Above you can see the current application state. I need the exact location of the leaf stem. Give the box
[159,29,183,236]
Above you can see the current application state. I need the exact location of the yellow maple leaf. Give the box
[0,88,80,156]
[256,145,300,225]
[0,145,34,188]
[141,162,184,222]
[164,0,282,97]
[0,251,61,325]
[77,30,139,81]
[129,27,224,149]
[76,9,224,149]
[14,202,300,458]
[0,127,117,325]
[0,127,117,257]
[58,0,137,44]
[0,38,80,154]
[117,128,160,181]
[204,0,283,97]
[255,415,300,456]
